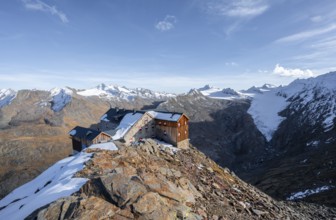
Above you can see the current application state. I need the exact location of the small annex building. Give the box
[69,126,112,152]
[100,108,190,148]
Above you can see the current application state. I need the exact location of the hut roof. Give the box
[69,126,109,141]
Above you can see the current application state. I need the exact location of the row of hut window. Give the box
[142,118,187,127]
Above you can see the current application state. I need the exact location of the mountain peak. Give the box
[198,84,214,91]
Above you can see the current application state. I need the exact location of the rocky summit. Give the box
[25,140,336,219]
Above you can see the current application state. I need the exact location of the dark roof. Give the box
[69,126,108,141]
[100,108,136,124]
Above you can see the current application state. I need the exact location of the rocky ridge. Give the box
[26,140,336,219]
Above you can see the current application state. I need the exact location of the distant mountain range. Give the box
[0,72,335,208]
[1,72,335,144]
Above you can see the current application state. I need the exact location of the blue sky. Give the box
[1,0,336,92]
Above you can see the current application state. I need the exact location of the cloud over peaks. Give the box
[273,64,314,78]
[22,0,68,23]
[155,15,177,32]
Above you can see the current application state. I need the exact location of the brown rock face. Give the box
[25,142,336,219]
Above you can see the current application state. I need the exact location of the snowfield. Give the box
[0,89,16,108]
[50,88,73,112]
[287,185,334,200]
[247,90,287,141]
[0,143,118,220]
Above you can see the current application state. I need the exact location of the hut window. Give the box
[164,122,167,126]
[159,121,161,125]
[185,131,187,134]
[178,123,180,127]
[185,121,187,125]
[178,132,181,136]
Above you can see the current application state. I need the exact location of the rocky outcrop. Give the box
[26,141,336,219]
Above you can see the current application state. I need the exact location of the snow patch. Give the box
[100,114,109,122]
[0,89,16,108]
[154,139,179,153]
[50,88,72,112]
[147,111,182,122]
[0,152,92,219]
[88,142,118,151]
[287,185,334,200]
[69,129,76,136]
[306,141,320,147]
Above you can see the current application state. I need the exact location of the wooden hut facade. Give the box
[107,110,190,148]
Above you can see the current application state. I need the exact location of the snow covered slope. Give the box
[78,83,175,101]
[50,88,73,112]
[248,72,336,141]
[197,85,246,100]
[0,89,16,108]
[0,143,118,219]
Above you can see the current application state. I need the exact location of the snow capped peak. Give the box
[188,88,203,96]
[241,84,278,95]
[0,89,16,108]
[261,84,277,89]
[221,88,239,96]
[198,84,214,91]
[77,84,175,101]
[50,88,73,112]
[197,85,245,100]
[248,71,336,141]
[96,83,107,90]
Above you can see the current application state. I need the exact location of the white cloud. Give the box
[225,62,238,66]
[207,0,269,18]
[273,64,314,78]
[276,24,336,43]
[22,0,68,23]
[155,15,177,32]
[310,15,323,23]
